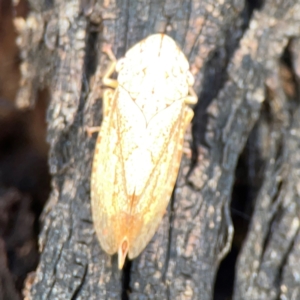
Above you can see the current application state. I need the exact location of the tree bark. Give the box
[15,0,300,299]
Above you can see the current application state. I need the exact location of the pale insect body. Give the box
[91,34,197,269]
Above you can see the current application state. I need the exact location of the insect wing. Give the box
[91,86,192,258]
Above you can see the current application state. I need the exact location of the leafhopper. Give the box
[91,34,197,269]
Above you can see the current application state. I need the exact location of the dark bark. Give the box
[14,0,300,299]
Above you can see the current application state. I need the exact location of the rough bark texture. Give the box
[13,0,300,299]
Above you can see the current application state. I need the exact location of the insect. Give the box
[91,33,197,269]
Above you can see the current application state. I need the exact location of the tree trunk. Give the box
[15,0,300,299]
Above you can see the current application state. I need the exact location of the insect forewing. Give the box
[91,34,196,268]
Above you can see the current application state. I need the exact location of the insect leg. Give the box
[181,106,194,157]
[102,44,118,89]
[86,126,101,137]
[85,88,115,136]
[185,87,198,105]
